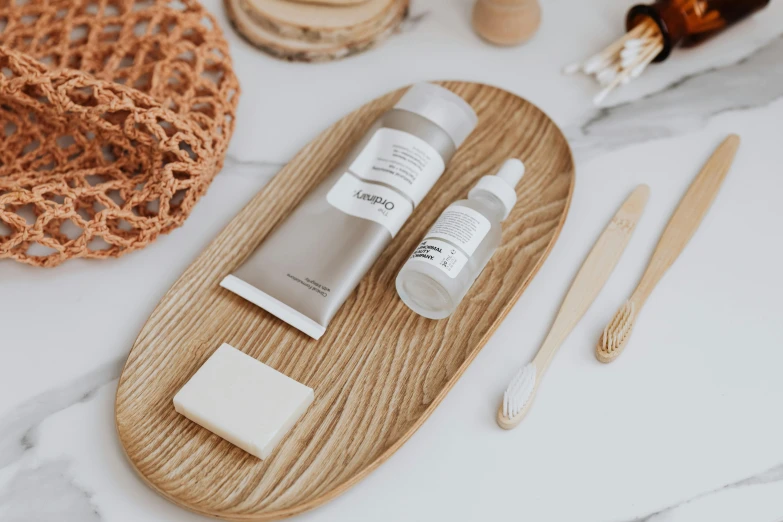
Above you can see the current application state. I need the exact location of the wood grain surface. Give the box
[472,0,542,46]
[225,0,408,62]
[115,82,575,520]
[628,135,739,308]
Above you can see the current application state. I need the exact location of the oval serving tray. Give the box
[115,82,574,520]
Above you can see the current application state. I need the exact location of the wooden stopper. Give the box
[472,0,541,46]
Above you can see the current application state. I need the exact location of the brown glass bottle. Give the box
[627,0,771,62]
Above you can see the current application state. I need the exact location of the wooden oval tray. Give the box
[115,82,574,520]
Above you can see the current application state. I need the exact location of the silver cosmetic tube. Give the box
[221,84,477,339]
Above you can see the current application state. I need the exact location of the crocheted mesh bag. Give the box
[0,0,239,267]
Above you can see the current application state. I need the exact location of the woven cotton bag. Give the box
[0,0,240,267]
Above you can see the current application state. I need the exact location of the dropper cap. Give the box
[468,159,525,220]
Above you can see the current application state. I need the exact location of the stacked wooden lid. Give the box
[226,0,409,61]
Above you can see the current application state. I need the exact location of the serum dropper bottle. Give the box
[396,159,525,319]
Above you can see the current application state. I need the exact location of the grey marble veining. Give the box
[0,461,101,522]
[733,461,783,489]
[6,370,778,522]
[568,33,783,162]
[625,462,783,522]
[0,359,122,470]
[222,33,783,171]
[220,155,283,178]
[2,0,782,520]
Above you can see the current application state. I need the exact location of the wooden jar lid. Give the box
[472,0,541,46]
[226,0,409,61]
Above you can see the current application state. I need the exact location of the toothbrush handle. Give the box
[532,185,650,373]
[630,134,740,308]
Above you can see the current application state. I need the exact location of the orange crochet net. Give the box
[0,0,239,267]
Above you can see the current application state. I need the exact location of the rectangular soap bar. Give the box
[173,343,313,460]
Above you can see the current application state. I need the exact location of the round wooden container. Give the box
[226,0,409,61]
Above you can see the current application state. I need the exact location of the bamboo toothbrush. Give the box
[498,185,650,429]
[596,135,741,363]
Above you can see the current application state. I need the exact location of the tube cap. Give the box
[394,83,478,148]
[468,159,525,220]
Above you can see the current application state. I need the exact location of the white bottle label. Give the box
[425,205,490,256]
[409,239,468,279]
[348,128,446,206]
[327,173,413,237]
[407,205,491,279]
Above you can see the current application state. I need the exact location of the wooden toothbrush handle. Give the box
[631,134,740,307]
[533,185,650,372]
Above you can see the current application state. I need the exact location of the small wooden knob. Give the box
[472,0,541,46]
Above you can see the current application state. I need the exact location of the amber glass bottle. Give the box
[627,0,771,61]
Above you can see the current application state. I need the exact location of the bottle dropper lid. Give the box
[468,159,525,220]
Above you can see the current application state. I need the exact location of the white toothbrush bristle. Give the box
[502,363,536,419]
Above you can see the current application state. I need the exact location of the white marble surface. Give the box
[2,0,783,520]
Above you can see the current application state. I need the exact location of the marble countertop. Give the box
[2,0,783,520]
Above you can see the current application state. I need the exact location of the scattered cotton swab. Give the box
[563,17,664,105]
[596,67,617,86]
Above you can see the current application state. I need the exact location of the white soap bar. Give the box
[173,343,313,459]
